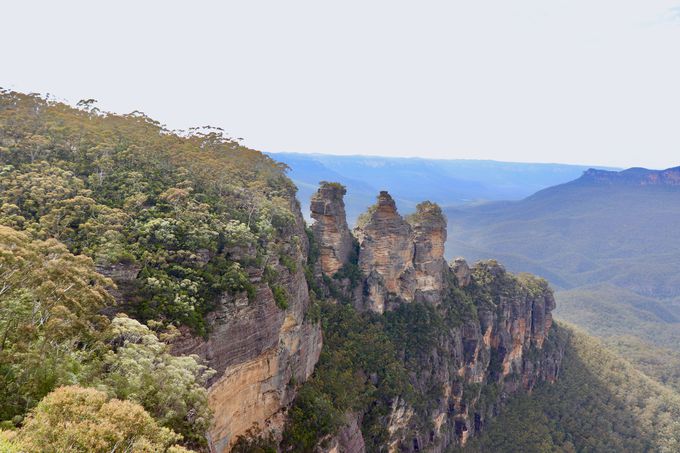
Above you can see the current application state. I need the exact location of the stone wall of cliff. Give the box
[309,186,564,452]
[177,196,323,452]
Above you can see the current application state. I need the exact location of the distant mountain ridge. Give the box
[577,166,680,186]
[268,151,617,224]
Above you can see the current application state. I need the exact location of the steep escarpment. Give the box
[298,184,564,452]
[172,197,322,452]
[0,91,322,452]
[464,324,680,452]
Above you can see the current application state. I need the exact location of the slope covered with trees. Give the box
[463,324,680,453]
[0,90,305,451]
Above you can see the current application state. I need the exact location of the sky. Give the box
[2,1,679,169]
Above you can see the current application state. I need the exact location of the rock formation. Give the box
[408,201,448,304]
[312,185,564,451]
[310,182,354,276]
[451,257,471,287]
[108,181,562,452]
[353,193,449,312]
[354,191,416,312]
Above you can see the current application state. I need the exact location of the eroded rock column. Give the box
[310,182,354,276]
[407,201,448,304]
[355,191,415,313]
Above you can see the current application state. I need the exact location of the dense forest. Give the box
[0,90,301,451]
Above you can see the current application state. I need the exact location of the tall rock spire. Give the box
[310,182,354,276]
[355,191,415,312]
[407,201,448,304]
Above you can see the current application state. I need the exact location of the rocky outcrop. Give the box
[323,414,366,453]
[382,261,563,452]
[353,194,449,312]
[95,262,141,308]
[451,257,471,288]
[311,184,564,452]
[310,182,354,276]
[407,202,448,305]
[355,191,415,313]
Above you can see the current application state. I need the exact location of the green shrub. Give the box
[271,284,289,310]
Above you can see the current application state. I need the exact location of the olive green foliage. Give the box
[0,91,289,449]
[7,386,193,453]
[0,90,297,332]
[384,302,445,365]
[282,302,411,452]
[557,285,680,391]
[318,181,346,193]
[98,315,215,447]
[0,227,215,449]
[466,261,551,325]
[0,226,111,422]
[271,284,289,310]
[466,324,680,453]
[232,424,277,453]
[405,200,443,224]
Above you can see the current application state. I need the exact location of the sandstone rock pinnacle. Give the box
[310,182,354,276]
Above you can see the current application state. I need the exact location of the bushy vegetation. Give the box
[0,90,298,333]
[0,227,213,450]
[1,386,191,453]
[98,315,215,445]
[282,302,411,452]
[0,90,304,450]
[0,226,111,422]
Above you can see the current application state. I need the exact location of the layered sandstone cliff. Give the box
[310,186,563,451]
[171,197,323,452]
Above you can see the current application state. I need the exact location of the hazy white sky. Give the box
[2,1,679,168]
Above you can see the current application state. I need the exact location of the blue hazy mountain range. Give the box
[268,152,616,224]
[440,166,680,391]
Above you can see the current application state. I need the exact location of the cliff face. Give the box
[375,260,562,452]
[171,197,323,452]
[311,187,564,451]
